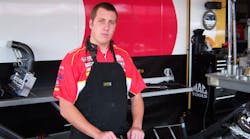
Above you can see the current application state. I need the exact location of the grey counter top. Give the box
[206,72,250,93]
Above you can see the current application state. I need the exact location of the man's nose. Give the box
[104,22,110,31]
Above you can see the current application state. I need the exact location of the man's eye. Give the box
[109,21,116,25]
[98,19,105,23]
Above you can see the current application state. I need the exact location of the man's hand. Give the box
[127,127,145,139]
[94,131,118,139]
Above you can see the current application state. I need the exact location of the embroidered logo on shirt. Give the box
[103,82,112,87]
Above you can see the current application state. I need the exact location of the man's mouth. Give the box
[101,33,109,38]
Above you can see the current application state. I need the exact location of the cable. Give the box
[202,86,211,129]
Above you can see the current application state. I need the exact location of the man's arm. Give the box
[59,97,117,139]
[127,93,145,139]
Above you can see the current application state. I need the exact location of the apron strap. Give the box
[109,40,117,62]
[90,51,97,63]
[85,36,97,62]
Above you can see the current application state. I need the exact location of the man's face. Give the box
[89,7,117,47]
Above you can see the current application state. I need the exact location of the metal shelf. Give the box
[206,72,250,93]
[0,87,55,107]
[0,84,192,107]
[142,87,192,98]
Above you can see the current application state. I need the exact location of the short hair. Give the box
[90,2,118,21]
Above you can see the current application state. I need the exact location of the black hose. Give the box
[8,41,35,72]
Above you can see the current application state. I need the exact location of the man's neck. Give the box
[90,37,109,54]
[99,45,108,54]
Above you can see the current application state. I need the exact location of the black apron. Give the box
[70,46,128,139]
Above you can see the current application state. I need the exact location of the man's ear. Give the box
[89,19,93,29]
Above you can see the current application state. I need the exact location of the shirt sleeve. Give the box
[53,54,79,103]
[124,54,146,96]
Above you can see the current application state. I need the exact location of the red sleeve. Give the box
[53,53,79,103]
[124,54,146,95]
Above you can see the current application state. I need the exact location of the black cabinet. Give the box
[187,52,237,134]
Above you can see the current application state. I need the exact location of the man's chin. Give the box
[99,39,111,45]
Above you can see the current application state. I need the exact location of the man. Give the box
[53,2,146,139]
